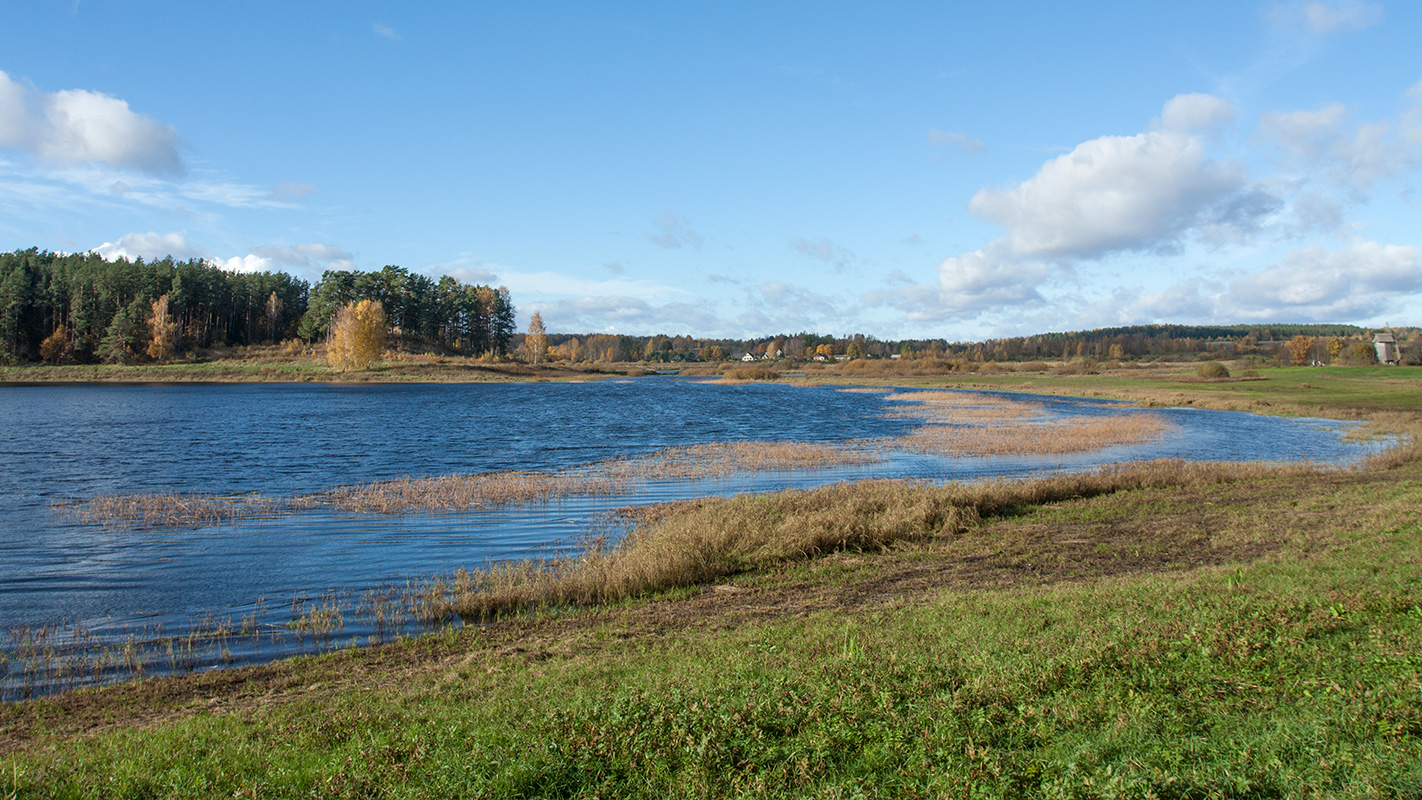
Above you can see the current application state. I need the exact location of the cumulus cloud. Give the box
[0,70,184,175]
[968,125,1254,260]
[208,254,276,274]
[647,213,704,249]
[92,231,207,262]
[92,234,359,275]
[1156,93,1237,134]
[935,243,1051,313]
[926,128,985,152]
[1229,241,1422,319]
[1069,241,1422,326]
[249,242,354,269]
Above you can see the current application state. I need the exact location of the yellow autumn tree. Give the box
[326,299,387,372]
[526,311,547,365]
[146,294,178,361]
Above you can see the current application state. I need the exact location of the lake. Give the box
[0,379,1386,696]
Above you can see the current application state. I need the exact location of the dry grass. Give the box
[597,441,877,481]
[879,389,1172,457]
[58,472,621,529]
[58,442,874,529]
[897,411,1173,457]
[437,458,1325,621]
[58,493,282,529]
[305,472,618,513]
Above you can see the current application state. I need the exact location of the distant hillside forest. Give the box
[519,323,1419,366]
[0,249,515,364]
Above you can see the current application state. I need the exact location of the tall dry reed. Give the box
[880,389,1171,456]
[441,458,1324,621]
[597,441,876,481]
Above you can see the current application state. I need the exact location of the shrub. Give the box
[722,368,777,381]
[1016,361,1050,372]
[1197,361,1230,378]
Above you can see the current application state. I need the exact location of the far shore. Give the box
[5,349,1419,422]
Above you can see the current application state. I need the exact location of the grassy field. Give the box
[854,364,1422,417]
[2,366,1420,798]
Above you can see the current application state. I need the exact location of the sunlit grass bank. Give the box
[5,451,1421,796]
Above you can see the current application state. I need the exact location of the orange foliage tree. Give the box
[1287,335,1315,366]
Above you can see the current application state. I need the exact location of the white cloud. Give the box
[926,128,985,152]
[1157,93,1237,134]
[373,23,400,41]
[0,70,184,175]
[1063,241,1422,327]
[209,254,276,274]
[249,242,354,269]
[935,243,1051,313]
[1260,91,1422,191]
[1229,241,1422,319]
[647,213,704,249]
[92,231,208,262]
[1302,1,1382,33]
[968,129,1250,260]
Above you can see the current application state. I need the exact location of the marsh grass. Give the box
[305,472,618,514]
[59,493,282,529]
[57,472,622,530]
[597,440,877,481]
[880,389,1172,456]
[438,458,1317,622]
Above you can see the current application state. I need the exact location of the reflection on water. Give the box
[0,380,1388,695]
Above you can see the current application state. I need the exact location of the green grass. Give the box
[5,458,1421,798]
[851,364,1422,417]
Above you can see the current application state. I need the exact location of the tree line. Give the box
[0,248,515,364]
[517,323,1413,365]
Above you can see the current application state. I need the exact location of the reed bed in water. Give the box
[596,440,878,481]
[898,411,1173,456]
[58,472,620,529]
[58,492,283,529]
[304,472,619,514]
[879,389,1171,456]
[429,458,1320,621]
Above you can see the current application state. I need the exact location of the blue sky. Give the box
[2,1,1419,339]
